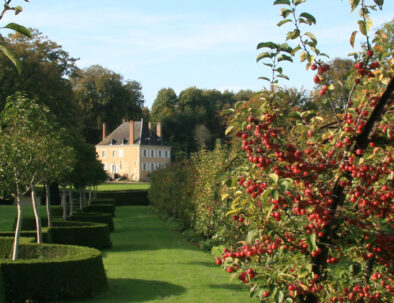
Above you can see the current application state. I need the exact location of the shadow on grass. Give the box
[208,284,246,291]
[91,278,186,303]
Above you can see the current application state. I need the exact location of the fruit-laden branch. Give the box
[308,76,394,303]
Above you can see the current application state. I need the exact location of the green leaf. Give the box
[222,108,235,115]
[299,51,308,62]
[272,189,279,200]
[299,12,316,24]
[373,0,384,9]
[286,29,300,40]
[277,19,292,27]
[304,32,316,41]
[225,125,235,135]
[277,74,290,80]
[358,18,373,36]
[257,41,278,50]
[349,30,357,48]
[273,0,291,5]
[258,76,271,82]
[257,52,273,62]
[269,173,279,184]
[0,43,21,74]
[306,233,317,252]
[291,45,301,55]
[278,43,293,53]
[293,0,306,5]
[280,8,292,18]
[14,5,23,15]
[275,290,284,303]
[277,54,293,62]
[350,0,361,12]
[3,23,31,38]
[247,229,258,243]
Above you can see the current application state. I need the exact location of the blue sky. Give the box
[3,0,393,108]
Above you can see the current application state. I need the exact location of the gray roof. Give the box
[97,120,166,146]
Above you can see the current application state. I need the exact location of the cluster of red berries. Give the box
[311,63,330,95]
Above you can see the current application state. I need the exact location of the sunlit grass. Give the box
[0,205,254,303]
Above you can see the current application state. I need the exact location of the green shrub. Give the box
[99,190,149,205]
[90,198,115,206]
[83,204,115,217]
[0,230,51,243]
[0,237,34,259]
[0,243,107,302]
[12,217,111,249]
[149,159,196,230]
[70,212,114,232]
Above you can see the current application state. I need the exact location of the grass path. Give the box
[67,206,254,303]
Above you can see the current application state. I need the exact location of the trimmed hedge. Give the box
[0,229,51,243]
[70,212,114,232]
[90,198,115,206]
[0,237,35,259]
[83,204,115,217]
[99,190,149,205]
[0,243,107,302]
[13,217,111,249]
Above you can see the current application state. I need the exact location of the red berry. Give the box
[311,64,317,70]
[263,291,270,297]
[226,267,234,273]
[366,50,373,57]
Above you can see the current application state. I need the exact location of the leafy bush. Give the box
[13,217,111,249]
[98,191,149,205]
[70,212,114,232]
[83,204,115,217]
[0,243,107,302]
[149,159,196,230]
[149,144,243,247]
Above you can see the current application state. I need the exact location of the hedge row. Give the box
[99,190,149,205]
[83,204,115,217]
[0,242,107,303]
[12,217,111,249]
[70,212,114,232]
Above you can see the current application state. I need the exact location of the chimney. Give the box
[129,120,134,144]
[156,122,162,138]
[148,121,152,131]
[102,123,107,141]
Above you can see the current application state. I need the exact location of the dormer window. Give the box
[111,139,117,145]
[122,138,128,144]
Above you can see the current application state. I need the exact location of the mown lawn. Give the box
[96,182,150,191]
[0,205,255,303]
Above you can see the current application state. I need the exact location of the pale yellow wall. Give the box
[139,145,171,181]
[96,144,171,181]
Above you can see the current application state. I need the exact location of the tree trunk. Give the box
[69,184,74,216]
[79,189,83,210]
[12,195,23,260]
[45,183,52,228]
[31,187,43,244]
[61,184,67,220]
[93,185,97,199]
[88,187,92,206]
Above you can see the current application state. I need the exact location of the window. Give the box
[151,163,154,171]
[110,164,118,173]
[143,149,147,157]
[103,163,107,170]
[112,150,116,157]
[119,149,124,158]
[120,161,122,169]
[101,150,106,158]
[142,163,147,171]
[158,150,162,158]
[151,150,155,158]
[165,150,168,158]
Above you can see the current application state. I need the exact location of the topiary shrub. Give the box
[70,212,114,232]
[83,204,115,217]
[99,190,149,205]
[90,198,115,206]
[0,230,51,243]
[0,237,34,259]
[12,217,111,249]
[0,243,108,302]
